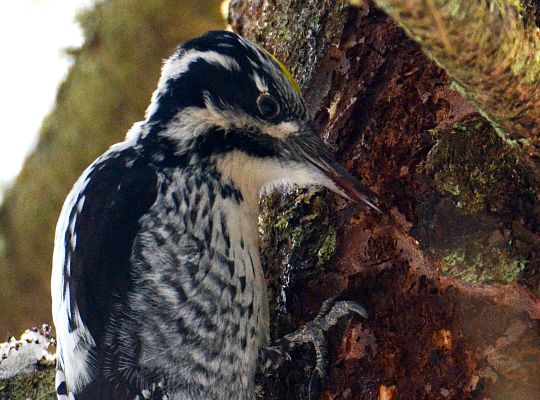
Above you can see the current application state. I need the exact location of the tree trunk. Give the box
[228,1,540,399]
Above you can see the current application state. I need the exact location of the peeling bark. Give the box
[229,1,540,399]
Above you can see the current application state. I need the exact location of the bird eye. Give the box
[257,93,280,120]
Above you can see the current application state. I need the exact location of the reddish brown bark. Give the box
[230,1,540,399]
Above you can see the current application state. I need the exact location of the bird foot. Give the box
[258,299,368,398]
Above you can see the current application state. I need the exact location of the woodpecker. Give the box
[51,30,378,400]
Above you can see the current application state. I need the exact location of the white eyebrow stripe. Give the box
[200,51,241,72]
[252,72,268,92]
[160,50,241,83]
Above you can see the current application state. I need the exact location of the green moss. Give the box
[502,259,528,283]
[317,229,337,266]
[427,117,531,214]
[440,248,528,285]
[441,250,493,283]
[0,367,55,400]
[258,187,340,335]
[260,187,337,269]
[421,116,536,288]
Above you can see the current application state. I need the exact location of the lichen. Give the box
[317,229,337,265]
[426,117,532,214]
[0,367,55,400]
[258,187,339,336]
[0,325,55,380]
[259,187,338,271]
[440,249,527,285]
[419,116,537,288]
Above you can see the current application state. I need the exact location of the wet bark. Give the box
[229,1,540,399]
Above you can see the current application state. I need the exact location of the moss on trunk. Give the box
[3,0,540,398]
[230,1,540,399]
[372,0,540,159]
[0,367,55,400]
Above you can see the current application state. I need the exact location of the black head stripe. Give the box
[180,31,264,66]
[143,31,306,166]
[140,126,283,168]
[147,74,205,126]
[193,127,282,159]
[148,58,262,127]
[148,30,298,123]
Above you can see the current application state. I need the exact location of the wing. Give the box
[51,141,158,399]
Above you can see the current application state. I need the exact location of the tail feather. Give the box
[55,363,75,400]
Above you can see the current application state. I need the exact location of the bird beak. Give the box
[287,132,381,213]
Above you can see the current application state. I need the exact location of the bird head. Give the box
[139,30,379,211]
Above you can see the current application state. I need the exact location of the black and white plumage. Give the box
[51,31,378,400]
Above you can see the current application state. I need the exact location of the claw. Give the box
[317,300,368,331]
[307,368,322,400]
[262,299,368,397]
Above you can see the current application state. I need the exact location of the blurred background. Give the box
[0,0,223,336]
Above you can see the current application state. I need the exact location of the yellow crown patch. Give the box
[260,47,301,93]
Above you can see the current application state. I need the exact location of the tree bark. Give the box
[229,1,540,399]
[373,0,540,156]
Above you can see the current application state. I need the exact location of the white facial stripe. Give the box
[161,50,241,83]
[161,103,299,149]
[252,73,268,93]
[164,106,229,143]
[263,121,298,139]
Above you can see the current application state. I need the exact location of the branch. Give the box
[372,0,540,156]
